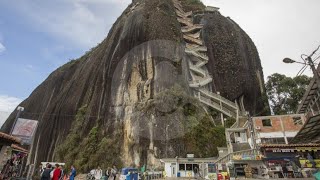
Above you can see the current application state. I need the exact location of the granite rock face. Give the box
[1,0,268,170]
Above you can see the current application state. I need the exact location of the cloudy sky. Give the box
[0,0,320,124]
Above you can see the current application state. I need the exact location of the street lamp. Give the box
[283,45,320,90]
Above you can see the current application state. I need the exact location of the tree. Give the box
[266,73,311,115]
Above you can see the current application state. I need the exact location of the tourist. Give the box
[105,167,111,180]
[59,165,64,180]
[111,165,117,180]
[39,164,44,176]
[69,165,76,180]
[52,164,62,180]
[41,164,52,180]
[94,166,103,180]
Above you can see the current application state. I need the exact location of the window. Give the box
[262,119,272,127]
[293,116,303,125]
[192,164,199,172]
[186,164,193,171]
[179,164,185,171]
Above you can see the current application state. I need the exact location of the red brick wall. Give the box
[253,115,305,133]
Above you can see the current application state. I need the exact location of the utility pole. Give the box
[283,45,320,90]
[307,56,320,90]
[10,106,24,135]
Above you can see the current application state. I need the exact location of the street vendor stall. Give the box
[260,144,320,178]
[0,132,28,179]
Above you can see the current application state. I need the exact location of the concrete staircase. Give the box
[172,0,239,120]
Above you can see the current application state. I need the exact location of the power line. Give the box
[296,65,308,76]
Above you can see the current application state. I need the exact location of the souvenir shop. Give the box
[260,144,320,178]
[0,132,28,179]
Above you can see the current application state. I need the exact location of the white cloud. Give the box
[0,42,5,54]
[8,0,131,49]
[0,95,22,126]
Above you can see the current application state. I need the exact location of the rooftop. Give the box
[11,144,29,153]
[0,132,21,145]
[290,114,320,144]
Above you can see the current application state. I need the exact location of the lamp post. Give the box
[283,45,320,90]
[10,106,24,135]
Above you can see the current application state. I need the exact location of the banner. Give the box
[12,118,38,145]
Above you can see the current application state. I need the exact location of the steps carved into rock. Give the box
[172,0,239,119]
[186,44,207,52]
[185,49,208,61]
[181,25,203,33]
[177,18,193,27]
[183,35,203,45]
[189,77,212,87]
[189,63,206,77]
[176,11,193,18]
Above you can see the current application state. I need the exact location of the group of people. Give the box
[40,164,76,180]
[90,165,117,180]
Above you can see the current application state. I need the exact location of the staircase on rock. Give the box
[172,0,240,120]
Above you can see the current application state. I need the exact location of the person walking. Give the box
[94,166,103,180]
[69,165,76,180]
[41,164,52,180]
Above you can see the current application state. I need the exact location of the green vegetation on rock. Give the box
[55,105,122,172]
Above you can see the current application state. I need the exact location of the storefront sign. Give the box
[266,147,320,152]
[232,154,261,160]
[271,149,295,153]
[296,147,320,152]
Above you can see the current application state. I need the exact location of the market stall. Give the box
[260,144,320,178]
[0,132,28,179]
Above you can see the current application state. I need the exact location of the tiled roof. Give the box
[291,114,320,144]
[0,132,21,144]
[11,144,28,153]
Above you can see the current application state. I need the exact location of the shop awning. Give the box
[290,114,320,144]
[0,132,21,146]
[11,144,29,154]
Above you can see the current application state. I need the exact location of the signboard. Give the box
[266,147,320,152]
[187,154,194,158]
[232,154,262,160]
[208,163,216,173]
[296,147,320,152]
[12,118,38,145]
[271,149,295,153]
